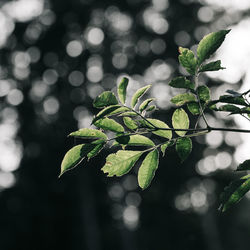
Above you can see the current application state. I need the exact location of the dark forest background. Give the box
[0,0,250,249]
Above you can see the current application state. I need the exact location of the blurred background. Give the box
[0,0,250,249]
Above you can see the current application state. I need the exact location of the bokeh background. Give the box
[0,0,250,249]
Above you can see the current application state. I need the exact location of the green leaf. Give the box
[87,141,106,160]
[146,105,156,112]
[168,76,195,90]
[197,30,230,65]
[178,47,197,75]
[93,91,118,108]
[69,128,108,140]
[218,104,241,113]
[117,77,129,104]
[101,150,143,177]
[161,140,175,156]
[172,108,190,136]
[94,118,124,133]
[142,118,172,139]
[107,106,130,116]
[138,149,159,189]
[114,134,155,147]
[131,85,151,108]
[236,159,250,171]
[199,60,225,72]
[92,105,121,124]
[139,98,155,113]
[219,175,250,212]
[118,111,137,117]
[123,117,138,130]
[219,95,248,106]
[197,85,211,102]
[187,102,200,115]
[171,93,196,106]
[60,144,96,177]
[176,137,192,162]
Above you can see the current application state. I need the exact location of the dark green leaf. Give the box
[187,102,200,115]
[171,93,196,106]
[123,117,138,130]
[219,95,248,106]
[199,60,225,72]
[138,149,159,189]
[117,77,129,104]
[114,134,155,147]
[197,85,210,102]
[168,76,195,90]
[87,141,106,160]
[131,85,151,108]
[218,104,241,113]
[101,150,143,177]
[176,137,192,162]
[69,128,107,140]
[236,159,250,171]
[172,108,190,136]
[146,105,156,112]
[197,30,230,65]
[93,91,118,108]
[94,118,124,133]
[219,175,250,212]
[92,105,121,124]
[139,98,155,112]
[178,47,197,75]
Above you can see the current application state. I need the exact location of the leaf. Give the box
[60,144,96,177]
[197,30,230,65]
[219,175,250,212]
[131,85,151,108]
[219,95,248,106]
[161,140,175,156]
[171,93,196,106]
[119,111,137,117]
[146,105,156,112]
[69,128,108,140]
[138,149,159,189]
[114,134,155,147]
[187,102,200,115]
[168,76,195,90]
[117,77,129,104]
[141,118,172,139]
[107,106,130,116]
[87,141,106,160]
[94,118,124,133]
[236,159,250,171]
[172,108,190,136]
[101,150,143,177]
[197,85,210,102]
[139,98,155,112]
[93,91,118,108]
[218,104,241,113]
[199,60,225,72]
[123,117,138,130]
[176,137,192,162]
[178,47,197,75]
[92,105,121,124]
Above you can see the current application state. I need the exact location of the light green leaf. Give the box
[94,117,124,133]
[114,134,155,147]
[161,140,175,156]
[60,144,96,177]
[131,85,151,108]
[107,106,130,116]
[101,150,143,177]
[69,128,107,140]
[199,60,225,72]
[172,108,189,136]
[92,105,121,124]
[138,149,159,189]
[117,77,129,104]
[178,47,197,75]
[139,98,155,112]
[197,30,230,65]
[219,175,250,212]
[142,118,172,139]
[176,137,192,162]
[168,76,195,90]
[197,85,210,102]
[236,159,250,171]
[123,117,138,130]
[171,93,196,106]
[118,111,137,117]
[93,91,118,108]
[187,102,200,115]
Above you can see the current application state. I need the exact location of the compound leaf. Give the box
[101,150,143,177]
[168,76,195,90]
[131,85,151,108]
[172,108,190,136]
[138,149,159,189]
[118,77,129,104]
[171,93,196,106]
[94,118,124,133]
[93,91,118,108]
[176,137,192,162]
[178,47,197,75]
[199,60,225,72]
